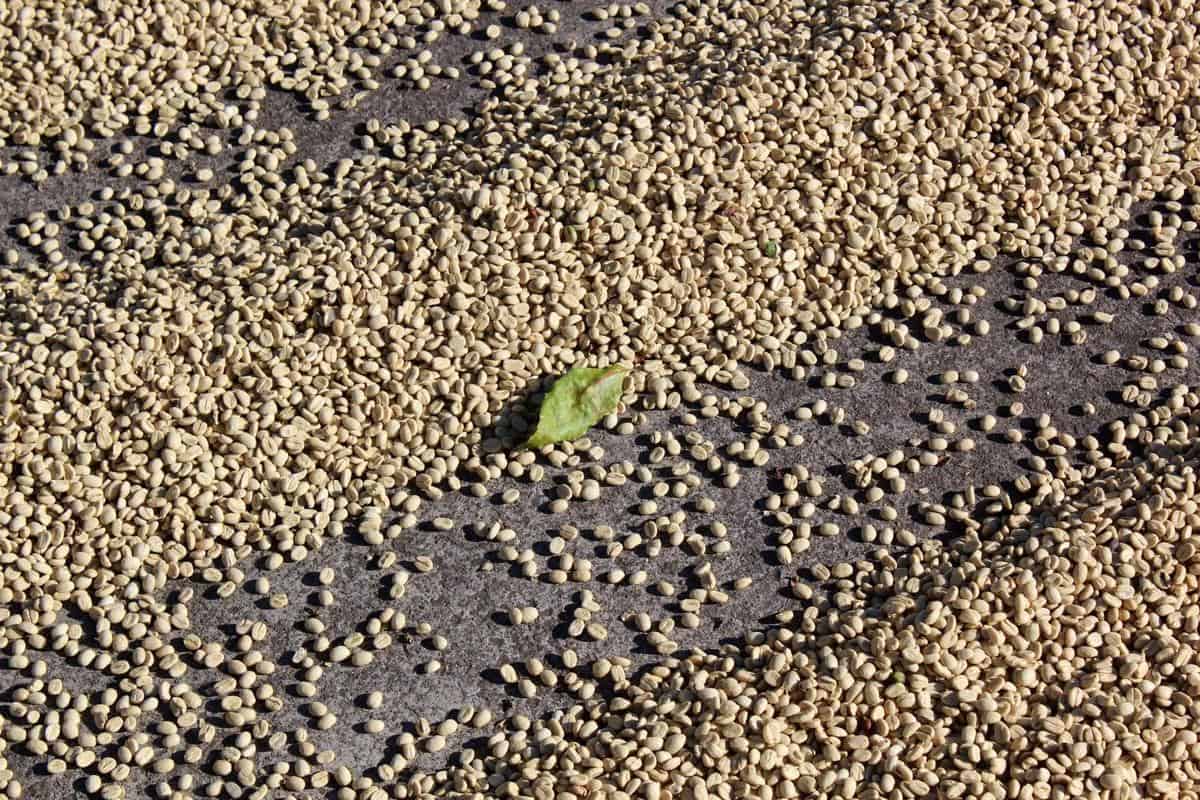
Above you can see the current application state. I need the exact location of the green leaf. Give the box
[525,365,628,449]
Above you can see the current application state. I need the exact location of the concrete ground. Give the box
[1,2,1198,797]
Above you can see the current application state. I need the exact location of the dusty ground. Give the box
[1,2,1198,797]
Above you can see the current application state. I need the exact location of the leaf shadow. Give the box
[477,377,553,455]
